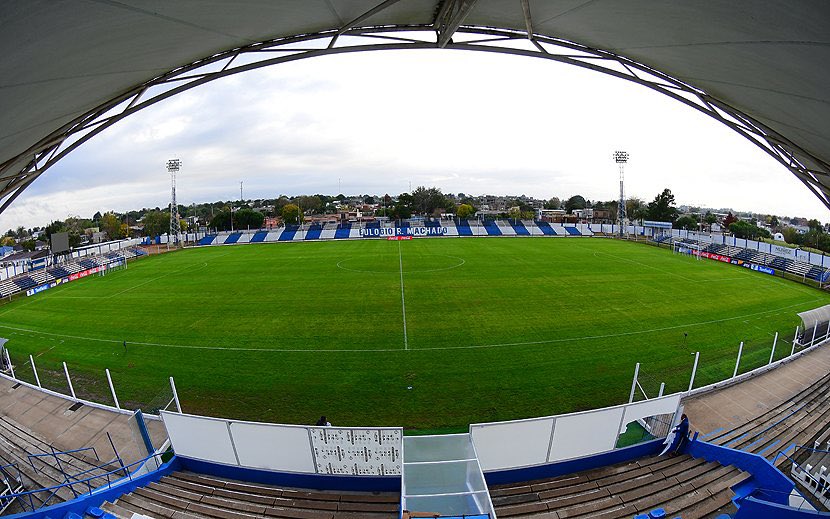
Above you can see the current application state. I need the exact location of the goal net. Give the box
[672,240,702,260]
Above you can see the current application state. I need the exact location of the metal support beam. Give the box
[520,0,533,39]
[435,0,480,48]
[1,25,828,216]
[328,0,406,48]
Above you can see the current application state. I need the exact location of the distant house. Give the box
[537,209,566,222]
[2,250,48,268]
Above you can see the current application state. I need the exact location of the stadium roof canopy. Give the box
[2,1,830,212]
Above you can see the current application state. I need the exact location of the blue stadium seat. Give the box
[456,219,474,236]
[304,224,323,240]
[224,233,242,244]
[13,276,36,289]
[483,220,502,236]
[511,220,530,235]
[279,225,298,241]
[250,231,268,242]
[535,221,556,235]
[49,267,70,278]
[564,226,581,236]
[198,235,216,245]
[334,223,352,239]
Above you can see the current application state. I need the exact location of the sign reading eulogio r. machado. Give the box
[360,226,447,238]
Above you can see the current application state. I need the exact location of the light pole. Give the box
[166,159,181,246]
[613,151,629,238]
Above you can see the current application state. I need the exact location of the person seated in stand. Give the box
[316,415,331,427]
[669,414,690,456]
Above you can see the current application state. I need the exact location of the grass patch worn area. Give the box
[0,237,826,431]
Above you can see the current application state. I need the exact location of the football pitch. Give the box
[1,237,827,431]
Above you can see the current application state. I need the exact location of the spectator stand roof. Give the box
[1,1,829,211]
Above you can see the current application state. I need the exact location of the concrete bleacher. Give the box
[483,220,502,236]
[700,242,830,281]
[495,220,516,236]
[102,471,399,519]
[491,453,745,518]
[0,248,145,298]
[0,375,168,512]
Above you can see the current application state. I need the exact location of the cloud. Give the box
[3,48,826,230]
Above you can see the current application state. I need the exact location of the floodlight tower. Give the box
[167,159,182,245]
[613,151,629,237]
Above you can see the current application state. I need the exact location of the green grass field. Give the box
[1,237,826,432]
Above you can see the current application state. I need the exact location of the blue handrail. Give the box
[772,450,823,510]
[0,452,164,512]
[27,446,99,465]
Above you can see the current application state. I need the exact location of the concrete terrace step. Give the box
[112,472,399,519]
[492,453,746,519]
[707,370,830,446]
[168,472,398,504]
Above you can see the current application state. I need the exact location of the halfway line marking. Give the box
[398,240,408,351]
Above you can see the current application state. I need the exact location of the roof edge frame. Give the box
[3,25,829,213]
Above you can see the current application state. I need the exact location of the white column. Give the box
[170,376,182,413]
[63,362,76,400]
[629,363,640,403]
[792,326,799,356]
[106,369,120,409]
[688,352,700,392]
[811,321,819,346]
[658,382,665,398]
[4,349,13,379]
[769,332,778,365]
[30,355,41,387]
[733,342,744,378]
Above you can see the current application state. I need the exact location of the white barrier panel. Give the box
[548,407,624,462]
[310,427,402,475]
[771,244,795,259]
[470,418,553,471]
[621,394,681,430]
[471,394,682,472]
[161,411,402,475]
[229,421,315,473]
[162,412,238,465]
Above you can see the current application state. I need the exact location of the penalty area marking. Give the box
[0,299,817,354]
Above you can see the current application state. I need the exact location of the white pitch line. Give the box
[398,240,409,351]
[0,298,818,354]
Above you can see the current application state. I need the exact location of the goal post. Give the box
[672,240,702,260]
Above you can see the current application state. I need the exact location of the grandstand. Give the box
[670,239,830,283]
[0,248,147,299]
[3,1,830,518]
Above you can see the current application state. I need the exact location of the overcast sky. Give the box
[2,48,828,230]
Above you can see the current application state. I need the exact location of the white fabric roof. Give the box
[1,1,829,210]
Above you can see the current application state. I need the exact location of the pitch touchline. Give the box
[0,299,818,354]
[398,240,408,351]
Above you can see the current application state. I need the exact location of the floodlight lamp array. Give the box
[613,151,629,164]
[166,159,181,172]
